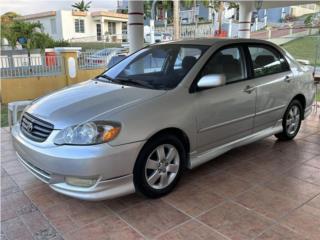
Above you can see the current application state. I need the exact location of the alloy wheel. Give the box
[144,144,180,190]
[286,105,301,135]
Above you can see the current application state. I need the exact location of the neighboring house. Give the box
[258,4,320,23]
[17,10,128,42]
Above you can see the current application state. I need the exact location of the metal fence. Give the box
[77,48,123,69]
[0,55,64,78]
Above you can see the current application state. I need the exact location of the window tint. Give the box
[104,44,208,90]
[201,47,246,83]
[174,47,202,70]
[125,50,167,74]
[248,46,289,77]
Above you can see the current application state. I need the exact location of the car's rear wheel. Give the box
[275,99,302,141]
[133,134,186,198]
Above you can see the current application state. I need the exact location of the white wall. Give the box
[27,15,63,40]
[60,10,98,41]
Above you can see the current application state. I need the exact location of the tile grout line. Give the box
[103,203,150,240]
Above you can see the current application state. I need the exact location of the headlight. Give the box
[54,121,120,145]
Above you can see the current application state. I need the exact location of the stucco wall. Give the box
[1,68,104,104]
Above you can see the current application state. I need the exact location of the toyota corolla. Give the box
[12,39,315,200]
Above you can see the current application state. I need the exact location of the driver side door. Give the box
[194,45,256,152]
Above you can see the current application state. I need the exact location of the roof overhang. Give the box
[91,11,128,20]
[17,11,56,20]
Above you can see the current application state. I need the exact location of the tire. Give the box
[133,134,186,198]
[275,99,303,141]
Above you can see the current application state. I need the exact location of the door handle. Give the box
[284,75,292,83]
[243,85,256,94]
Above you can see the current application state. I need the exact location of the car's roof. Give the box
[157,38,275,46]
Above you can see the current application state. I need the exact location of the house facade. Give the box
[18,10,128,42]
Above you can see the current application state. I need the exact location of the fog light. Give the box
[65,177,97,187]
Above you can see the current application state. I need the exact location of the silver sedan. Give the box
[12,38,315,200]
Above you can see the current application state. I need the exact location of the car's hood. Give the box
[26,80,166,129]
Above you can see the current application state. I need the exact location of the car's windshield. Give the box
[100,44,209,90]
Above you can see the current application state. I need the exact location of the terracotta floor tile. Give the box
[105,193,147,213]
[1,217,33,240]
[24,184,70,211]
[43,200,113,233]
[281,140,320,155]
[225,160,274,184]
[119,200,189,238]
[307,194,320,209]
[235,186,301,220]
[157,220,228,240]
[288,164,320,185]
[1,161,27,175]
[264,176,320,203]
[256,225,309,240]
[1,191,37,221]
[302,134,320,145]
[305,155,320,169]
[64,215,143,240]
[10,171,44,190]
[198,201,273,240]
[21,211,58,240]
[162,183,224,217]
[193,171,255,199]
[280,205,320,240]
[1,174,20,197]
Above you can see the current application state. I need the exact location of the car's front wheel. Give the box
[133,134,186,198]
[275,99,303,141]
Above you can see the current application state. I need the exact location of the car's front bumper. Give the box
[12,124,145,200]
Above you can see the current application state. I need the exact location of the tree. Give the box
[72,0,91,12]
[1,12,20,48]
[144,0,153,19]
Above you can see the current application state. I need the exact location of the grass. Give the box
[282,34,320,66]
[1,104,8,127]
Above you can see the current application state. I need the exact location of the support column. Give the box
[100,18,105,41]
[173,0,180,40]
[128,0,144,53]
[238,1,254,38]
[54,47,81,85]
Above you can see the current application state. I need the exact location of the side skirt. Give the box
[188,120,283,169]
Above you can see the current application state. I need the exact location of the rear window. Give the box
[248,45,290,78]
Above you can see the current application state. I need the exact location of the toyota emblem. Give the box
[25,121,33,132]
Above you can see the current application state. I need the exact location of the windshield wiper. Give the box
[113,77,155,89]
[95,74,114,82]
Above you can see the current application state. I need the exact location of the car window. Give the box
[248,46,289,78]
[174,47,202,70]
[200,46,246,83]
[125,51,167,74]
[103,44,209,90]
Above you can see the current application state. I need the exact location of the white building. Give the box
[18,10,128,42]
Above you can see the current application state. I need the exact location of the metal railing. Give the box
[78,48,123,69]
[0,55,64,78]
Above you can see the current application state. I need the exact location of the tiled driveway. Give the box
[1,113,320,240]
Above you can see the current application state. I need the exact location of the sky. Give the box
[0,0,119,15]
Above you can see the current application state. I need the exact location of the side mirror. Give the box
[197,74,226,89]
[296,59,311,65]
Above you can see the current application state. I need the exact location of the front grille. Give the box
[20,112,54,142]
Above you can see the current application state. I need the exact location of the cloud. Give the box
[0,0,118,15]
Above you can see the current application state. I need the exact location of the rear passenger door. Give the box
[247,44,293,132]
